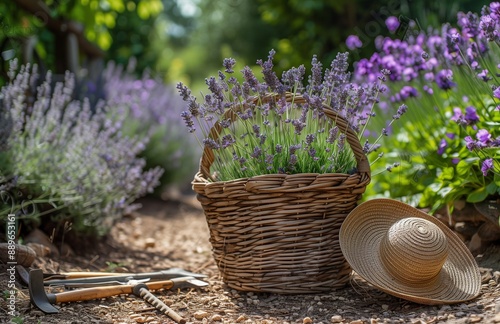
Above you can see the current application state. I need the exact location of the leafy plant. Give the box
[177,50,405,181]
[102,60,200,192]
[0,60,163,237]
[353,2,500,212]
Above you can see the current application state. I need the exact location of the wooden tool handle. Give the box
[62,272,125,278]
[53,280,175,303]
[54,285,133,303]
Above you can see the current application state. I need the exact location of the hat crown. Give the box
[380,217,448,284]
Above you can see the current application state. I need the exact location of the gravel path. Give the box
[1,196,500,324]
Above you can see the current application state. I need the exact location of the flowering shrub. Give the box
[177,50,405,182]
[0,61,163,236]
[352,3,500,211]
[102,60,200,192]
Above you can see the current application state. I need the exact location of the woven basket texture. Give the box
[192,93,371,293]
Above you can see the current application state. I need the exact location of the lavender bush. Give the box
[177,50,405,181]
[102,60,200,192]
[351,3,500,212]
[0,60,163,236]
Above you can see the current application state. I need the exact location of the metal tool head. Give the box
[42,268,207,286]
[16,265,30,286]
[29,269,59,314]
[170,276,209,289]
[161,268,207,279]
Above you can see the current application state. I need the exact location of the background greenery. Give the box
[1,0,489,86]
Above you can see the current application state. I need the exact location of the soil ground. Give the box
[1,195,500,324]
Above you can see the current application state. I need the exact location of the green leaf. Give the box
[486,181,499,195]
[495,173,500,187]
[441,167,454,180]
[466,187,489,203]
[456,158,479,177]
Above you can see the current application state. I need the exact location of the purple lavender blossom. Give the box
[305,134,316,146]
[479,15,497,41]
[203,138,220,149]
[251,146,262,158]
[435,69,456,90]
[385,16,400,32]
[457,11,480,38]
[476,129,492,146]
[481,158,494,176]
[437,139,447,155]
[464,136,477,151]
[223,58,236,73]
[399,86,418,100]
[221,134,235,148]
[346,35,363,50]
[265,154,274,170]
[451,107,465,124]
[464,106,480,124]
[257,49,284,94]
[490,2,500,21]
[477,69,491,81]
[493,86,500,99]
[289,144,301,154]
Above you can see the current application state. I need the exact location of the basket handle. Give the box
[198,92,371,180]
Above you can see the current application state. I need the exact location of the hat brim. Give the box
[339,198,481,305]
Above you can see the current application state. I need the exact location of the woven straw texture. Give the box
[192,93,371,293]
[339,198,481,305]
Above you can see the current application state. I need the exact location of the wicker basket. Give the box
[192,92,371,293]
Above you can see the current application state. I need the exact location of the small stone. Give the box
[211,314,222,322]
[350,320,363,324]
[455,311,465,317]
[194,310,210,320]
[493,313,500,323]
[331,315,343,323]
[303,317,313,324]
[469,315,482,323]
[144,238,156,248]
[370,319,378,324]
[381,304,389,311]
[236,315,247,322]
[133,316,146,323]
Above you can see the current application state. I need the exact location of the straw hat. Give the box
[339,198,481,305]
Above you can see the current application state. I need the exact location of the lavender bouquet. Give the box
[177,50,404,182]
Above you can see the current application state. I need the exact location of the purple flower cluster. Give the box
[102,60,200,187]
[0,60,163,236]
[352,4,500,90]
[178,50,403,180]
[352,3,500,182]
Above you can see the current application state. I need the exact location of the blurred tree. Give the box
[256,0,490,70]
[149,0,283,91]
[0,0,163,82]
